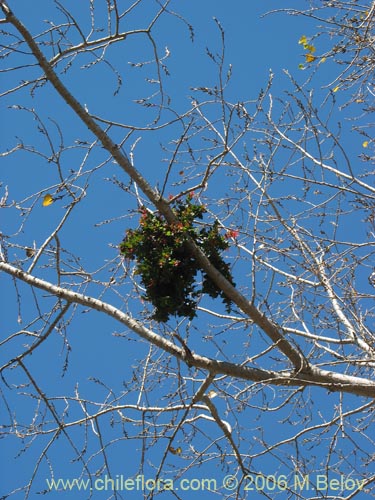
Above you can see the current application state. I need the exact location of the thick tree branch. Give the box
[0,0,309,372]
[1,261,375,398]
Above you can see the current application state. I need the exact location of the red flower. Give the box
[172,222,184,231]
[224,229,239,240]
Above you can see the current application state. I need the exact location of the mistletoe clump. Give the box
[120,194,235,322]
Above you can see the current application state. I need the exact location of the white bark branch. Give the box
[0,1,309,372]
[1,261,375,398]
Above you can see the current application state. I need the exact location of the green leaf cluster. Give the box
[120,195,235,322]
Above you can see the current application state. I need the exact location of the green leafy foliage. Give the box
[120,194,235,322]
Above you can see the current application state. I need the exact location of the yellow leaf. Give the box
[305,53,316,63]
[333,86,340,92]
[363,141,369,148]
[207,390,218,399]
[169,446,182,455]
[305,44,316,53]
[298,63,305,70]
[42,194,54,207]
[298,35,308,45]
[320,57,326,63]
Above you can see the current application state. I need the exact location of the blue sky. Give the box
[1,1,374,499]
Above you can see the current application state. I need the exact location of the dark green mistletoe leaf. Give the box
[120,195,235,322]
